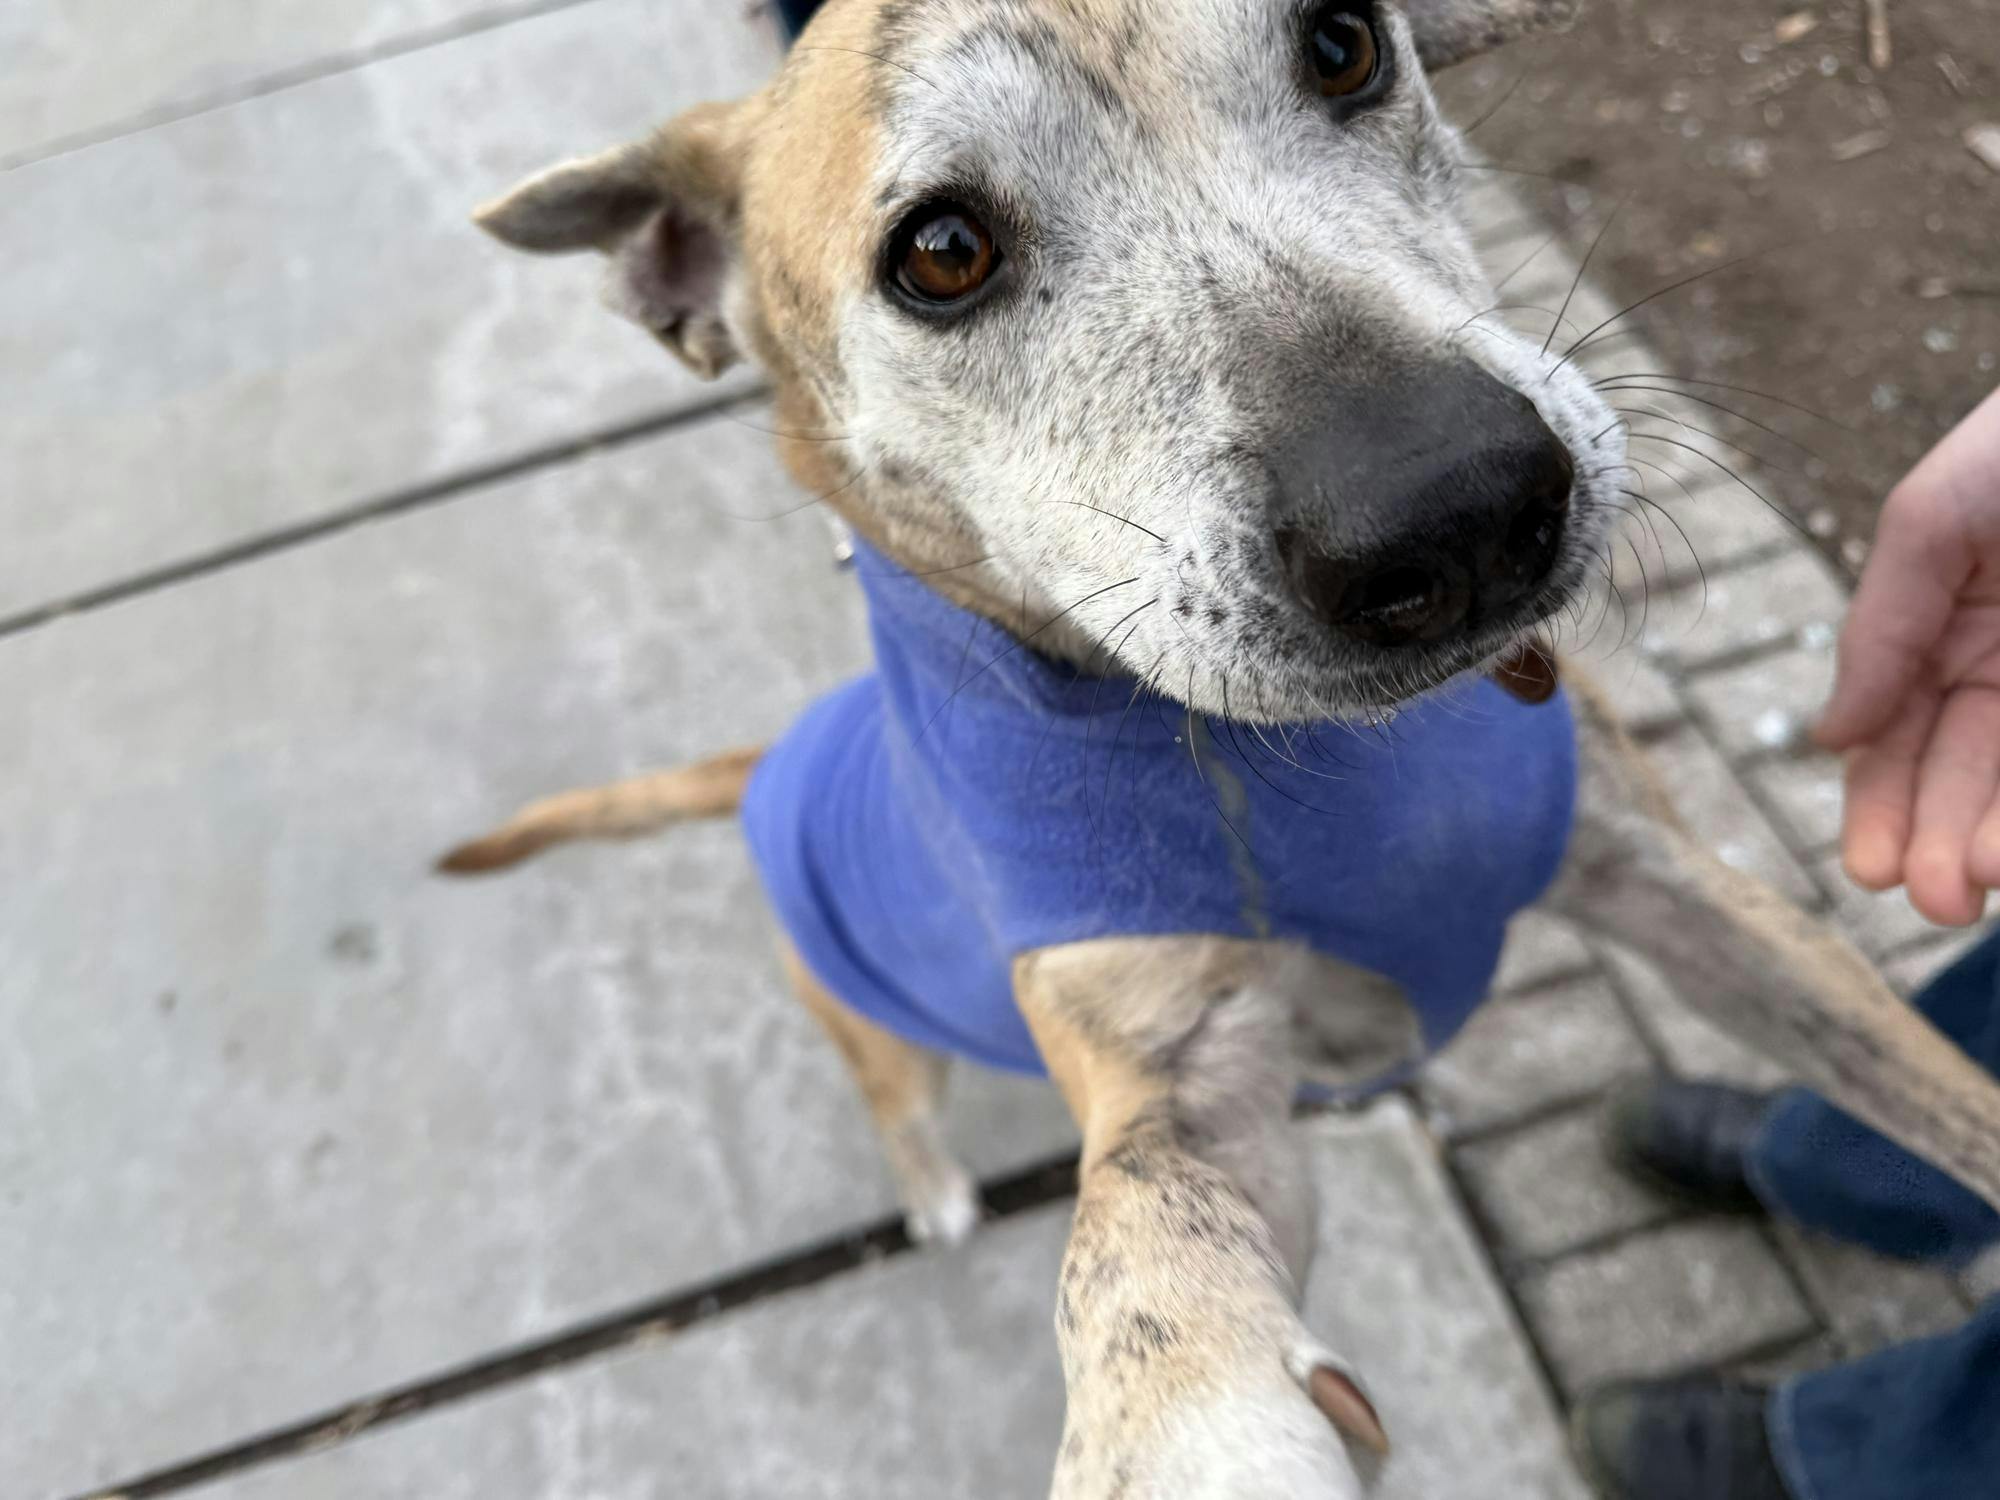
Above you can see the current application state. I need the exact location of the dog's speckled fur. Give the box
[453,3,2000,1494]
[481,0,1619,718]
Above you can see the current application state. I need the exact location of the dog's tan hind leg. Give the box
[783,944,981,1247]
[437,745,763,874]
[1544,672,2000,1212]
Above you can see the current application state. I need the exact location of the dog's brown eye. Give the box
[893,205,997,305]
[1309,6,1379,97]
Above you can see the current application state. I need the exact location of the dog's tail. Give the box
[436,745,764,875]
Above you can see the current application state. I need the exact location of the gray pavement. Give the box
[4,7,1989,1499]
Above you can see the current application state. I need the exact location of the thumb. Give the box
[1814,500,1962,750]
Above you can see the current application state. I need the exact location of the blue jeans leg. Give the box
[1746,928,2000,1265]
[1742,928,2000,1500]
[1770,1299,2000,1500]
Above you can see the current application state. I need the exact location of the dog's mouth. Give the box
[1332,561,1586,708]
[1323,630,1554,711]
[1182,529,1597,722]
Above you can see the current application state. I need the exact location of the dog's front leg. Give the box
[1015,938,1385,1500]
[1546,673,2000,1212]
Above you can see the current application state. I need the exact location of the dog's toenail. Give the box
[1309,1365,1391,1456]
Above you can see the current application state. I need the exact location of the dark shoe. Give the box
[1574,1379,1793,1500]
[1605,1075,1773,1214]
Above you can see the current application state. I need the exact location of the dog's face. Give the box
[481,0,1613,722]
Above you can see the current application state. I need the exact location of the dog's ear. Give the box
[1400,0,1578,71]
[475,102,745,380]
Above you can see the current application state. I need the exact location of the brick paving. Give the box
[4,7,1989,1498]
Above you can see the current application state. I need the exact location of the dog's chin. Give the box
[1323,639,1519,714]
[1253,582,1589,721]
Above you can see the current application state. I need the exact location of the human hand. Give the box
[1815,385,2000,926]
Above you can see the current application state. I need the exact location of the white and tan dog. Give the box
[444,1,2000,1493]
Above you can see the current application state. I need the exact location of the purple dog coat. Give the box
[741,542,1577,1076]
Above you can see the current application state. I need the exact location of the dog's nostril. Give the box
[1279,531,1470,649]
[1353,565,1438,623]
[1504,493,1563,571]
[1274,525,1305,575]
[1340,563,1467,646]
[1492,444,1574,598]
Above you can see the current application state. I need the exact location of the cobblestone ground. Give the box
[4,6,1991,1499]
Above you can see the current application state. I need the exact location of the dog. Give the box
[442,1,2000,1493]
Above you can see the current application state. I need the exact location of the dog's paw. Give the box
[1053,1329,1387,1499]
[902,1164,981,1247]
[1144,1375,1382,1499]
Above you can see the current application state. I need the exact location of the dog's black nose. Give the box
[1272,362,1574,648]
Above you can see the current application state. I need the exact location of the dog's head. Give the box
[479,0,1614,721]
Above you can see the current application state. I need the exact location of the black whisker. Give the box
[1619,531,1653,649]
[1459,161,1589,185]
[1618,453,1703,508]
[849,553,997,582]
[1038,500,1168,545]
[912,577,1140,747]
[1606,391,1826,463]
[725,414,853,444]
[1185,675,1255,858]
[1458,72,1526,135]
[1605,483,1668,572]
[1581,550,1624,652]
[794,44,943,93]
[1623,432,1808,539]
[1105,650,1168,829]
[1456,303,1577,334]
[1078,601,1160,838]
[1488,211,1580,294]
[1213,701,1337,817]
[935,610,983,749]
[1542,195,1627,357]
[1620,410,1806,479]
[697,457,875,523]
[1590,375,1853,433]
[1555,243,1793,369]
[1620,487,1708,625]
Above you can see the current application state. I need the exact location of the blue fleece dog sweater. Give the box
[741,543,1577,1077]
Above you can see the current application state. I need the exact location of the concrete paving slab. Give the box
[1597,945,1792,1091]
[1578,650,1683,736]
[1813,856,1953,962]
[1607,473,1796,599]
[1294,1103,1593,1500]
[1657,548,1847,671]
[1492,911,1595,995]
[1517,1220,1815,1398]
[190,1204,1076,1500]
[0,416,1076,1499]
[1684,646,1838,762]
[1454,1105,1680,1265]
[0,0,547,166]
[191,1104,1589,1500]
[1750,754,1845,856]
[1730,1332,1843,1385]
[0,0,772,622]
[1772,1226,1970,1359]
[1420,975,1652,1140]
[1642,725,1818,906]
